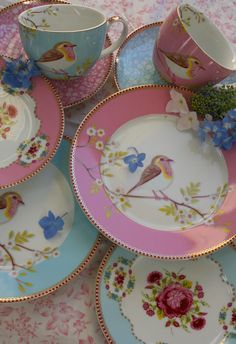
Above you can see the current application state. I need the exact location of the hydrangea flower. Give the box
[39,211,65,239]
[198,113,236,150]
[1,56,40,93]
[123,153,146,172]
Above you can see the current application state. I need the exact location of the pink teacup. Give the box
[153,3,236,88]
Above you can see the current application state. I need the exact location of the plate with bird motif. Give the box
[70,85,236,259]
[0,137,100,301]
[0,0,113,108]
[0,56,64,190]
[114,22,236,90]
[96,244,236,344]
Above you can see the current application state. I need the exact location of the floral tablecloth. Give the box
[0,0,235,343]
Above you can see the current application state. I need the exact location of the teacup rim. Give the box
[18,4,107,33]
[177,3,236,71]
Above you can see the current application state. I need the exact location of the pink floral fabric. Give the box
[1,0,236,343]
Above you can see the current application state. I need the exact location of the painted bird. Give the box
[0,192,24,224]
[127,155,174,194]
[159,49,205,79]
[37,41,77,72]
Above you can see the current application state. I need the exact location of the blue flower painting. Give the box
[39,211,65,239]
[123,153,146,173]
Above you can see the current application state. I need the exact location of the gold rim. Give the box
[0,68,65,190]
[0,1,113,110]
[231,241,236,250]
[95,244,116,344]
[177,4,235,71]
[63,134,73,143]
[0,234,103,303]
[0,136,102,302]
[70,84,236,260]
[114,21,163,90]
[95,245,236,343]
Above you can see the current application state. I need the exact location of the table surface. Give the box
[0,0,236,343]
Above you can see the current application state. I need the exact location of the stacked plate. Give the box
[0,53,101,301]
[70,84,236,343]
[1,1,236,343]
[68,21,236,344]
[0,0,109,301]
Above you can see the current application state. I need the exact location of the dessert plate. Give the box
[0,57,64,190]
[96,245,236,344]
[114,22,236,90]
[0,0,113,108]
[0,138,100,302]
[71,85,236,259]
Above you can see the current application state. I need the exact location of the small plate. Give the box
[0,56,64,190]
[0,0,113,108]
[96,245,236,344]
[70,85,236,259]
[114,22,236,90]
[0,137,100,302]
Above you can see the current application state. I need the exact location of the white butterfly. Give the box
[166,89,199,131]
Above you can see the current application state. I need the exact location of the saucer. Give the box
[115,22,236,90]
[96,245,236,344]
[51,37,113,108]
[0,0,113,108]
[0,57,64,190]
[70,85,236,259]
[0,138,100,302]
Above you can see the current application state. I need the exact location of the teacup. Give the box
[153,3,236,88]
[18,4,128,80]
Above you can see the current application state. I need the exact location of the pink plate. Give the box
[0,0,113,108]
[0,57,64,189]
[70,85,236,259]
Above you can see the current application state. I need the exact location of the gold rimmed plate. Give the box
[0,56,64,190]
[114,22,236,90]
[0,137,101,302]
[96,244,236,344]
[70,85,236,259]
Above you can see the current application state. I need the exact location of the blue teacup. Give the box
[18,4,128,80]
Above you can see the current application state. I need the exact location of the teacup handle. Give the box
[99,16,128,59]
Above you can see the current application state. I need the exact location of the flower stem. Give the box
[61,212,68,218]
[127,146,139,155]
[76,159,96,180]
[76,136,91,148]
[121,190,206,219]
[0,244,16,269]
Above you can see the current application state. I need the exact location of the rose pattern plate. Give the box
[0,0,113,108]
[70,85,236,259]
[114,22,236,91]
[96,245,236,344]
[0,138,100,301]
[0,56,64,189]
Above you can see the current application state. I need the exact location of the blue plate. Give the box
[0,138,100,301]
[115,22,236,90]
[97,245,236,344]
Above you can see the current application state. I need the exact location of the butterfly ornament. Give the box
[166,89,199,131]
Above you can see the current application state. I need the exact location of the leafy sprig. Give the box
[190,84,236,120]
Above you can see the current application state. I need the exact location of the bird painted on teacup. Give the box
[166,89,199,131]
[159,49,205,79]
[0,192,24,224]
[37,41,77,72]
[127,155,174,195]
